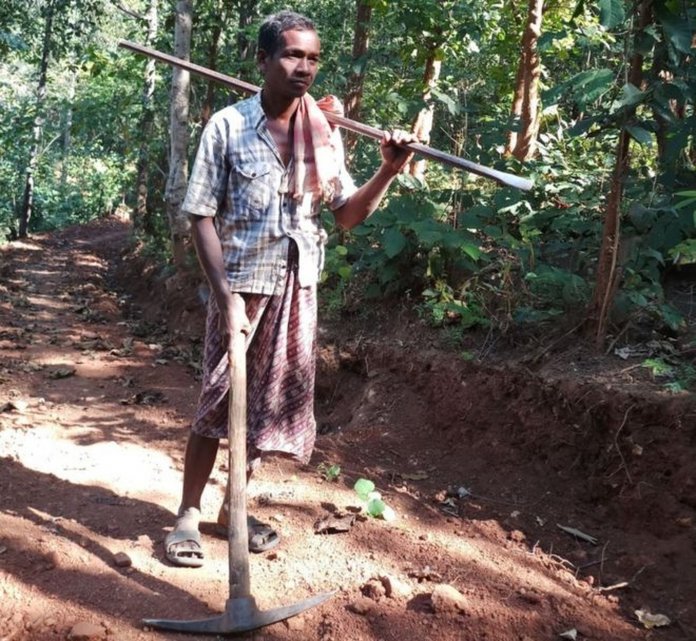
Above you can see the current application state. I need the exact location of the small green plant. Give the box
[353,478,396,521]
[641,357,674,378]
[641,357,696,393]
[317,462,341,482]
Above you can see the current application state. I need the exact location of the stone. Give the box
[431,584,468,614]
[347,597,374,616]
[67,621,105,640]
[378,574,412,599]
[509,529,526,543]
[361,578,386,601]
[113,552,132,568]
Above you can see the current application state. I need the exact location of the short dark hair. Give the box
[258,10,316,57]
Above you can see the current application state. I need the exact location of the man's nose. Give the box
[296,57,311,73]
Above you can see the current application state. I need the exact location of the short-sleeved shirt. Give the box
[181,93,357,294]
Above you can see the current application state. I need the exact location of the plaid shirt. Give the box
[182,93,357,294]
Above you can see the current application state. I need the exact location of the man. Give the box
[165,10,414,567]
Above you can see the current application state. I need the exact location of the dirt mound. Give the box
[1,214,694,641]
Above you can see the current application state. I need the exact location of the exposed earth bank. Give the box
[1,215,695,641]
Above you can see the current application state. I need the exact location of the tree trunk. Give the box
[200,20,222,127]
[586,0,653,349]
[236,0,257,62]
[60,65,77,189]
[19,0,54,238]
[505,0,543,161]
[134,0,159,232]
[343,0,372,155]
[408,54,441,182]
[165,0,192,268]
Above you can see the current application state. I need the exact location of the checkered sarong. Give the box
[191,247,317,463]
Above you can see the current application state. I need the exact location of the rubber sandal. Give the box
[216,506,280,553]
[164,507,204,568]
[247,516,280,553]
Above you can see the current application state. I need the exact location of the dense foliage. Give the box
[1,0,694,371]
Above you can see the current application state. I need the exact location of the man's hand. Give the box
[217,292,251,346]
[190,215,251,344]
[380,129,417,176]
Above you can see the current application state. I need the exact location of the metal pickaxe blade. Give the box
[143,592,334,634]
[144,331,333,634]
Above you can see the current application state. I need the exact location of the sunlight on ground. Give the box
[0,425,179,506]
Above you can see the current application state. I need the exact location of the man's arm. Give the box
[190,215,250,340]
[333,130,415,230]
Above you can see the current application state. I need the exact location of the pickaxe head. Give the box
[143,592,334,635]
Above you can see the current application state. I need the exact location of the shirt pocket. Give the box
[229,161,274,220]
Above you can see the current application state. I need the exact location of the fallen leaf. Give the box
[401,471,429,481]
[635,609,671,629]
[557,524,598,545]
[47,367,76,379]
[314,512,356,534]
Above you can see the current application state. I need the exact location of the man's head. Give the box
[258,11,316,58]
[257,10,321,102]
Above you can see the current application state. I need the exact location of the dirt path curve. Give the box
[0,216,693,641]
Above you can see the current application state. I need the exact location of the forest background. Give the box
[1,0,695,389]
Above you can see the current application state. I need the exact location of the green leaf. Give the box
[642,358,673,377]
[431,87,460,115]
[574,69,615,105]
[626,125,653,146]
[656,4,694,54]
[598,0,625,29]
[382,228,407,258]
[354,478,375,500]
[460,242,482,261]
[366,497,386,517]
[617,83,646,108]
[338,265,352,280]
[669,239,696,265]
[659,304,685,332]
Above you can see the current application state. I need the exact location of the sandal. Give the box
[164,507,204,568]
[217,503,280,553]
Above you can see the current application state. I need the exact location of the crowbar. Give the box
[143,330,333,633]
[118,39,534,192]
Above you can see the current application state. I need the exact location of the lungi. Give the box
[191,248,318,464]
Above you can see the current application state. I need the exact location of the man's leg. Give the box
[163,432,219,567]
[180,432,220,510]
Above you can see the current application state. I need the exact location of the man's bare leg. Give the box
[163,432,219,566]
[180,432,220,511]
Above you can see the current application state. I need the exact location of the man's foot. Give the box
[217,503,280,553]
[164,507,204,567]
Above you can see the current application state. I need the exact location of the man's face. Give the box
[258,28,321,100]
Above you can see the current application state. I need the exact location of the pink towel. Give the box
[292,94,344,201]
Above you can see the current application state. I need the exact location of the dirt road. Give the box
[1,216,694,641]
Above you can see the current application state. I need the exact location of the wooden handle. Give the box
[118,39,534,191]
[227,331,251,598]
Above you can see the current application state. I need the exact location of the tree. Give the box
[165,0,192,268]
[115,0,160,233]
[505,0,544,161]
[18,0,56,238]
[587,0,653,348]
[343,0,373,155]
[408,48,441,181]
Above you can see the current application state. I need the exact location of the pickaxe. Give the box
[143,330,333,634]
[119,39,534,192]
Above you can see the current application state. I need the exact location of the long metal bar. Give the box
[118,39,534,191]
